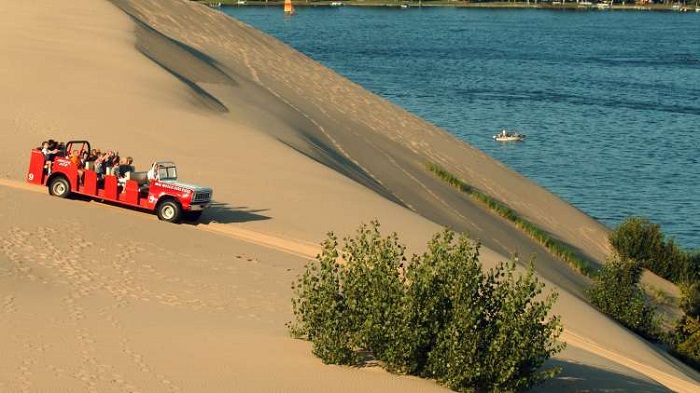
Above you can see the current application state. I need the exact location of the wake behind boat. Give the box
[493,130,526,142]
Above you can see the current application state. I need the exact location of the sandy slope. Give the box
[0,178,692,392]
[108,0,603,300]
[0,0,698,391]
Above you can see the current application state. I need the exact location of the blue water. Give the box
[222,7,700,249]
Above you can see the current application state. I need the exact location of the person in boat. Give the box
[501,129,508,138]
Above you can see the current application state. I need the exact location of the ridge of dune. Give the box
[1,0,698,392]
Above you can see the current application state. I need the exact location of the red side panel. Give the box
[27,150,45,185]
[84,170,97,196]
[104,176,118,200]
[125,180,139,205]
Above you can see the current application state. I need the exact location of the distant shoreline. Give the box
[210,0,700,13]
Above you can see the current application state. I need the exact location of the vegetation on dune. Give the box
[586,255,660,339]
[426,163,592,276]
[669,315,700,370]
[607,217,700,369]
[609,217,699,285]
[425,163,700,370]
[289,221,564,392]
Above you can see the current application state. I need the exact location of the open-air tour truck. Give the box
[27,140,213,223]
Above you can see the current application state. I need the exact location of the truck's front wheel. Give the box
[156,200,182,223]
[48,177,71,198]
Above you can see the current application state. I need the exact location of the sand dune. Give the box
[109,0,602,300]
[1,0,698,391]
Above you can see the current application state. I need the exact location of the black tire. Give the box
[48,176,71,198]
[184,211,203,222]
[156,200,182,223]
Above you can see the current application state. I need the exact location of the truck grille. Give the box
[192,191,211,203]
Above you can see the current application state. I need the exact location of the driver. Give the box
[147,162,159,182]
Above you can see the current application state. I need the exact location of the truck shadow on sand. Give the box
[189,203,270,225]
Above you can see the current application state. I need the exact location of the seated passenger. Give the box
[41,140,59,173]
[55,142,66,158]
[94,152,107,177]
[69,150,81,167]
[110,155,121,176]
[81,151,92,170]
[118,156,134,179]
[69,150,85,181]
[104,151,119,176]
[147,162,160,182]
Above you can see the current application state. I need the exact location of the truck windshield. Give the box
[158,166,177,181]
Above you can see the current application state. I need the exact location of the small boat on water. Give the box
[493,130,526,142]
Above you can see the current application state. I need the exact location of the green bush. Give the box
[289,233,358,364]
[290,222,564,392]
[609,217,695,284]
[609,217,664,263]
[669,316,700,371]
[680,282,700,319]
[586,255,659,339]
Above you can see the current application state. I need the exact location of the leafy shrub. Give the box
[609,217,664,263]
[340,224,409,370]
[586,255,659,339]
[289,233,358,364]
[688,251,700,281]
[417,232,564,392]
[680,282,700,319]
[669,316,700,371]
[609,217,695,284]
[290,221,564,392]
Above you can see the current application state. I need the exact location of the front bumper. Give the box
[188,203,210,211]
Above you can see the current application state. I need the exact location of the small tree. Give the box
[587,255,659,339]
[289,233,358,364]
[423,234,564,392]
[340,222,409,371]
[680,282,700,319]
[290,223,564,392]
[670,316,700,370]
[609,217,695,284]
[609,217,664,265]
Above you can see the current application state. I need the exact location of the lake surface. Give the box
[222,6,700,249]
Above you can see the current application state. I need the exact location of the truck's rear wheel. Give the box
[48,177,71,198]
[156,200,182,223]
